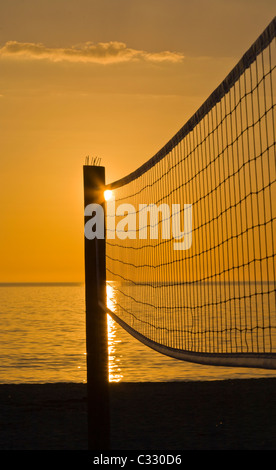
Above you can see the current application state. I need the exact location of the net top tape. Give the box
[107,17,276,190]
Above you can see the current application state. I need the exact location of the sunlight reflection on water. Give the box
[0,283,276,384]
[106,282,276,383]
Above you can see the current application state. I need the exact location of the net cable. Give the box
[101,18,276,369]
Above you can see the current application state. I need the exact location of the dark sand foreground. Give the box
[0,378,275,450]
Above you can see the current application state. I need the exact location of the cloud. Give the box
[0,41,185,64]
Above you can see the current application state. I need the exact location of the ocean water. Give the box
[0,283,276,384]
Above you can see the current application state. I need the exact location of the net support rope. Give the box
[101,18,276,369]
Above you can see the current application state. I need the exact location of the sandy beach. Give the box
[0,378,276,450]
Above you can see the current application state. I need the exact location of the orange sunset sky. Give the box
[0,0,275,283]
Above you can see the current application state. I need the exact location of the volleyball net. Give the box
[103,18,276,369]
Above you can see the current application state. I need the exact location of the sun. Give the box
[104,190,113,201]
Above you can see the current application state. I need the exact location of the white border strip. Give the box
[100,302,276,370]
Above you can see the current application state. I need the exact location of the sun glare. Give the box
[104,190,113,201]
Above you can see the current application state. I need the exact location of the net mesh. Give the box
[104,19,276,367]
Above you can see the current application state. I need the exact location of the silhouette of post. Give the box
[83,165,110,450]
